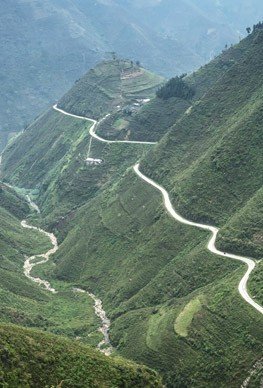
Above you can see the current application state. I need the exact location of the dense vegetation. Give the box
[2,60,158,225]
[96,38,255,142]
[0,185,106,348]
[3,1,263,150]
[0,185,163,386]
[1,29,263,387]
[253,21,263,31]
[58,59,164,119]
[0,324,162,387]
[156,75,195,100]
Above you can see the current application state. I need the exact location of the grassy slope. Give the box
[2,109,89,188]
[0,167,162,388]
[2,60,161,227]
[217,186,263,259]
[104,35,253,141]
[96,97,190,143]
[1,33,263,386]
[49,31,263,386]
[51,166,262,386]
[141,29,263,249]
[97,37,253,143]
[2,111,152,233]
[0,324,162,387]
[58,59,164,119]
[0,185,103,347]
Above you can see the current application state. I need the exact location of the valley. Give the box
[53,93,263,316]
[1,27,263,387]
[2,0,263,152]
[6,175,115,356]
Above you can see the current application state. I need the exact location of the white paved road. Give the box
[53,103,262,315]
[53,104,157,145]
[134,163,263,315]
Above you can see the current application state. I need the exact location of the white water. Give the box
[26,194,40,213]
[1,178,40,214]
[20,195,113,354]
[73,288,113,356]
[21,220,58,294]
[2,140,113,354]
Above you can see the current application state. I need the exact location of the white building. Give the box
[86,157,103,165]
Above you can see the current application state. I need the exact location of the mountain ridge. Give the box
[2,0,263,150]
[1,27,263,387]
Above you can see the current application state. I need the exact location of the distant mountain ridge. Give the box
[1,0,263,149]
[2,27,263,386]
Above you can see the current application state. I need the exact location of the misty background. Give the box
[1,0,263,148]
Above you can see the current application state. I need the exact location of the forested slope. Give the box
[0,324,162,387]
[1,29,263,387]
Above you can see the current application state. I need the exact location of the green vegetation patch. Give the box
[114,118,129,130]
[156,75,195,101]
[174,297,203,337]
[0,324,162,387]
[58,60,164,120]
[1,31,263,387]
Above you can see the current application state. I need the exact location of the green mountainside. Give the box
[0,324,162,387]
[0,185,162,387]
[2,60,159,224]
[1,29,263,387]
[0,185,101,344]
[2,0,263,150]
[58,59,164,119]
[96,36,254,143]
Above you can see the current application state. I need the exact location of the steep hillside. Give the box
[58,59,164,119]
[0,185,104,345]
[0,0,197,148]
[1,60,159,225]
[141,27,263,230]
[50,28,263,386]
[0,324,162,387]
[2,0,263,149]
[0,178,163,387]
[1,28,263,387]
[97,36,253,142]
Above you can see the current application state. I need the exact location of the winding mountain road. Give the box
[134,164,263,315]
[53,105,157,145]
[53,104,263,316]
[53,105,263,314]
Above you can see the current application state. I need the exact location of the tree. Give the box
[156,76,195,101]
[253,21,263,31]
[246,27,251,34]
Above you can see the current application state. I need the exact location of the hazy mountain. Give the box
[1,0,263,149]
[2,26,263,386]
